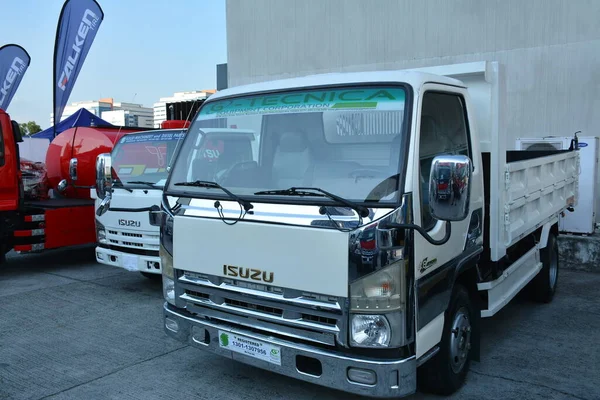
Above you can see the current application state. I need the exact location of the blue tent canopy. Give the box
[32,108,114,140]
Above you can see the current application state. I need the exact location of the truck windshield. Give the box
[112,129,186,188]
[167,85,408,205]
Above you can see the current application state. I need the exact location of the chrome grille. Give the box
[177,272,347,347]
[122,232,143,238]
[105,228,159,251]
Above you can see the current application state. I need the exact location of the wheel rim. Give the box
[450,307,471,374]
[549,241,558,290]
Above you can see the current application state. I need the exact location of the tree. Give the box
[19,121,42,136]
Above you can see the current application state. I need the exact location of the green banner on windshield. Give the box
[199,87,405,118]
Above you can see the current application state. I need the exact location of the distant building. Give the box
[101,110,154,129]
[50,98,153,128]
[153,90,215,128]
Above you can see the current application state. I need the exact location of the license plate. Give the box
[218,330,281,365]
[122,255,138,271]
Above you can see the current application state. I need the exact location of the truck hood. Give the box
[172,201,363,298]
[96,188,162,232]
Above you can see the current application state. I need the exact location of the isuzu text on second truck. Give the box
[98,62,578,397]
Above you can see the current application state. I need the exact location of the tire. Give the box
[528,232,558,303]
[140,272,161,280]
[418,284,473,395]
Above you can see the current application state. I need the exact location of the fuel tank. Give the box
[45,127,143,199]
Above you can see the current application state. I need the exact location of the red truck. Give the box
[0,108,145,263]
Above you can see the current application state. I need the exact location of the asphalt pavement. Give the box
[1,246,598,400]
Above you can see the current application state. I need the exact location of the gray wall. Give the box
[226,0,600,142]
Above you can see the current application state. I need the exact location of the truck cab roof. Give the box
[208,70,466,101]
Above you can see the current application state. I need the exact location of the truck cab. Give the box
[139,62,577,398]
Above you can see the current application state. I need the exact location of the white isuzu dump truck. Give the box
[116,61,578,397]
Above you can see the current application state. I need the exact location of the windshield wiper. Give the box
[254,187,369,218]
[174,180,254,212]
[127,180,160,188]
[112,180,133,193]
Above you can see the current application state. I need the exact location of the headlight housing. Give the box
[161,244,175,305]
[349,262,406,348]
[350,262,404,312]
[350,314,391,347]
[160,210,176,305]
[95,219,107,244]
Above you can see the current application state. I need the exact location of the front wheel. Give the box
[418,284,473,395]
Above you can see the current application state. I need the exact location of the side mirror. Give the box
[428,155,471,222]
[57,179,68,193]
[95,153,112,199]
[96,195,112,217]
[69,158,78,182]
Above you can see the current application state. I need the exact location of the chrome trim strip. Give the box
[181,293,340,334]
[179,274,342,311]
[183,302,336,346]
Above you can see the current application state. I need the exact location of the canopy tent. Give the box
[32,108,114,140]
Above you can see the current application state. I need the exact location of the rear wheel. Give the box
[418,284,473,395]
[528,232,559,303]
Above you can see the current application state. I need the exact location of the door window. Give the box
[418,92,471,230]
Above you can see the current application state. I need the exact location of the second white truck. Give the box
[97,61,579,397]
[94,128,186,278]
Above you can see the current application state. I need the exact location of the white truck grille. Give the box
[107,229,159,251]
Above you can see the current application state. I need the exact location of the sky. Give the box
[0,0,227,129]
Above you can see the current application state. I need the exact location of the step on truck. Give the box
[127,61,578,397]
[93,123,189,278]
[0,109,143,263]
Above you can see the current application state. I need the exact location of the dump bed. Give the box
[413,61,579,261]
[504,150,578,247]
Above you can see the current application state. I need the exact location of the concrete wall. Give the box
[226,0,600,144]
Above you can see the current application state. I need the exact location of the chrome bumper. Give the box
[163,303,416,398]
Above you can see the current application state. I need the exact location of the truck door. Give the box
[413,87,483,358]
[0,114,21,212]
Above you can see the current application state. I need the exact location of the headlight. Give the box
[349,261,406,348]
[163,276,176,305]
[350,262,404,311]
[351,314,391,347]
[160,244,174,280]
[161,245,176,305]
[95,219,107,244]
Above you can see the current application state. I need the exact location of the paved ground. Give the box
[1,246,598,400]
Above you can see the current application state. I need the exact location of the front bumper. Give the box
[163,303,416,398]
[95,246,161,274]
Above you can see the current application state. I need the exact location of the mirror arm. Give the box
[382,220,451,246]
